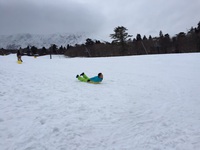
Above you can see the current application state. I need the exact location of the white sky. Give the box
[0,0,200,41]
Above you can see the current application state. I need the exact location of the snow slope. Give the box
[0,53,200,150]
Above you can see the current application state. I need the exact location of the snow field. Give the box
[0,53,200,150]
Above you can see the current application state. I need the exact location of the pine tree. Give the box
[110,26,132,55]
[110,26,132,43]
[136,34,142,41]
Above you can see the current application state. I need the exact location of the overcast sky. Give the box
[0,0,200,41]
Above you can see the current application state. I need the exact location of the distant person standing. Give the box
[17,50,23,62]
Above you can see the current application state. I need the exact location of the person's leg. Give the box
[78,76,88,82]
[19,56,22,62]
[82,74,90,80]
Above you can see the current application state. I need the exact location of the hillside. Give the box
[0,53,200,150]
[0,33,88,49]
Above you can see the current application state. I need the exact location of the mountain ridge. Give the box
[0,33,88,49]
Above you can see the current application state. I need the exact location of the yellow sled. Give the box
[17,60,22,64]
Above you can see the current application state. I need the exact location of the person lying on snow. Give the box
[76,72,103,83]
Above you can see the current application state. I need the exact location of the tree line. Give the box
[0,44,70,56]
[65,21,200,57]
[1,21,200,57]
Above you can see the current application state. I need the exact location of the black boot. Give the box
[80,72,84,76]
[76,75,79,78]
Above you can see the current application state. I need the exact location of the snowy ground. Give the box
[0,53,200,150]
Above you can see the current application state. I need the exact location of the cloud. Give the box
[0,0,200,41]
[0,0,105,35]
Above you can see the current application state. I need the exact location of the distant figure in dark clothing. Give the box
[17,50,23,62]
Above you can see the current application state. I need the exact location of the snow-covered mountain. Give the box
[0,33,88,49]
